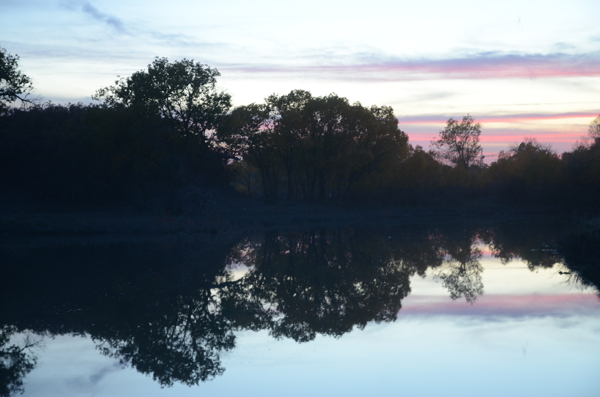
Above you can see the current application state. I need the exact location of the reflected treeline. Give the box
[0,326,39,397]
[433,230,483,304]
[0,236,240,388]
[0,221,598,393]
[558,220,600,290]
[224,229,414,341]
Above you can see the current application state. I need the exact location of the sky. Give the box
[2,0,600,160]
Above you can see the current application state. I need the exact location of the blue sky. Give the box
[2,0,600,158]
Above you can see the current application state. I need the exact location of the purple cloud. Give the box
[222,52,600,81]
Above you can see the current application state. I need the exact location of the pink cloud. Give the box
[409,130,582,146]
[224,52,600,81]
[399,111,595,156]
[478,133,580,143]
[401,294,599,317]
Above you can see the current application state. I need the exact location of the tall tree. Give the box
[0,48,33,114]
[94,57,231,148]
[431,115,483,168]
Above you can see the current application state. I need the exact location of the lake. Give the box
[1,219,599,396]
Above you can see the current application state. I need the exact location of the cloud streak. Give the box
[62,1,127,33]
[81,2,126,33]
[67,362,122,391]
[398,112,599,125]
[223,52,600,81]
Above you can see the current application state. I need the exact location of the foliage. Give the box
[486,138,561,202]
[433,232,483,303]
[0,48,33,115]
[219,90,409,201]
[0,103,230,210]
[431,115,483,168]
[0,327,39,397]
[94,57,231,148]
[385,145,445,204]
[2,49,600,209]
[561,134,600,205]
[3,221,599,392]
[589,115,600,141]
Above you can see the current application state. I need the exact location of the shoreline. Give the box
[0,197,584,240]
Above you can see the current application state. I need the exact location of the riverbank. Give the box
[0,193,588,239]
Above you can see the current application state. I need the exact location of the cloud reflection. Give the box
[401,294,599,318]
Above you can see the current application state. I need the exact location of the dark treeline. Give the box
[0,102,230,210]
[1,50,599,210]
[1,220,598,393]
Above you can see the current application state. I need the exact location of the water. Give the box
[1,220,599,396]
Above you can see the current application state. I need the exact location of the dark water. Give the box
[1,220,599,396]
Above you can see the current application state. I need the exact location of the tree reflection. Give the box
[0,237,239,389]
[433,231,484,303]
[0,326,41,397]
[557,220,600,294]
[1,221,598,392]
[480,222,563,270]
[226,229,413,341]
[93,292,235,386]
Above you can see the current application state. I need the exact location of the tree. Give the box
[94,57,231,148]
[431,115,483,168]
[0,48,33,114]
[589,115,600,141]
[219,90,409,201]
[486,138,561,202]
[218,103,282,198]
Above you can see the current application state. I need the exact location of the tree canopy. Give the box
[94,57,231,148]
[218,90,409,200]
[2,50,600,208]
[431,115,483,169]
[0,47,33,114]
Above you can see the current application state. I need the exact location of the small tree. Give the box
[0,47,33,114]
[94,57,231,148]
[431,115,483,168]
[589,115,600,141]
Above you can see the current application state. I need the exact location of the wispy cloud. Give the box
[398,112,599,125]
[61,1,127,34]
[67,362,122,391]
[222,52,600,81]
[81,2,125,33]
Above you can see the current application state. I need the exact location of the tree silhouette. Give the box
[2,222,598,394]
[0,326,40,397]
[589,115,600,141]
[434,233,484,303]
[94,57,231,148]
[225,229,413,342]
[487,138,561,203]
[219,90,409,200]
[0,48,33,114]
[431,115,483,169]
[94,291,235,387]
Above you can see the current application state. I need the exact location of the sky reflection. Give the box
[19,255,600,397]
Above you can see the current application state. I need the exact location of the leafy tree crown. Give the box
[431,115,483,168]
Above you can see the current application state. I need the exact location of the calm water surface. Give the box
[1,221,599,396]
